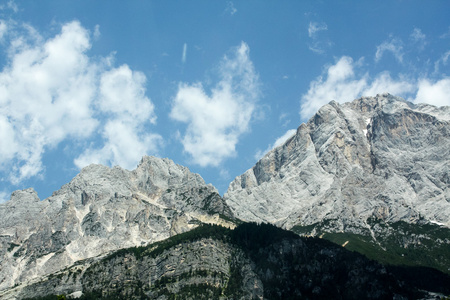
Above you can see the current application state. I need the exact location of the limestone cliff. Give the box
[225,94,450,231]
[0,156,234,291]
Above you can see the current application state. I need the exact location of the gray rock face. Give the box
[0,156,234,291]
[1,237,263,300]
[225,94,450,231]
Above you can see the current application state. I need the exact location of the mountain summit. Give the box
[225,93,450,231]
[0,156,234,291]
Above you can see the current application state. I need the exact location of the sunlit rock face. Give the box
[0,156,234,291]
[225,94,450,231]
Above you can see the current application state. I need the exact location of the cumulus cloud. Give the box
[0,20,160,185]
[414,78,450,107]
[300,56,416,120]
[300,55,450,120]
[375,37,404,63]
[74,65,161,170]
[254,129,297,161]
[170,42,260,167]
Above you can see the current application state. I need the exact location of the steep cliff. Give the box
[225,94,450,230]
[4,224,448,300]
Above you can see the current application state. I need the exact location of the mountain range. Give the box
[1,93,449,299]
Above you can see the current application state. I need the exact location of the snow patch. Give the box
[430,220,445,226]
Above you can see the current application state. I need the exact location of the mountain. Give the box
[224,93,450,273]
[1,93,450,298]
[4,223,450,300]
[0,156,234,292]
[225,93,450,230]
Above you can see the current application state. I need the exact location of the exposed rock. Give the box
[0,156,235,291]
[225,94,450,231]
[3,223,446,300]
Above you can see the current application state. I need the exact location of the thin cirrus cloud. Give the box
[300,55,450,120]
[410,28,426,51]
[181,43,187,63]
[170,42,260,167]
[308,21,327,38]
[0,20,161,185]
[307,21,330,54]
[375,36,404,63]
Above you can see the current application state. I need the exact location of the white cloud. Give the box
[0,20,161,184]
[170,42,260,167]
[74,119,162,170]
[375,37,404,63]
[308,22,327,38]
[75,65,161,170]
[254,129,297,161]
[414,78,450,107]
[0,21,98,183]
[300,56,367,119]
[300,54,449,120]
[182,43,187,63]
[300,56,416,120]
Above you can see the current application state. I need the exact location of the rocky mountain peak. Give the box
[0,156,234,291]
[225,94,450,230]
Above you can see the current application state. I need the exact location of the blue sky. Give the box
[0,1,449,201]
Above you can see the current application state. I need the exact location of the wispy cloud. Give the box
[0,20,7,40]
[170,42,260,167]
[307,21,330,54]
[0,0,18,13]
[93,24,101,40]
[0,21,161,184]
[439,26,450,39]
[375,36,404,63]
[225,1,237,15]
[410,28,426,51]
[434,50,450,73]
[182,43,187,63]
[308,21,327,38]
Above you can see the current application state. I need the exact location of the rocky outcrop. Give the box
[3,223,446,300]
[225,94,450,231]
[0,156,235,291]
